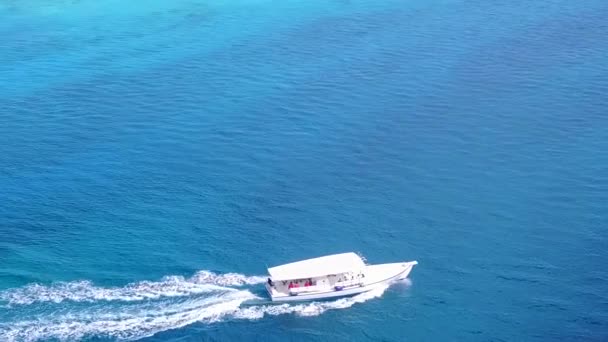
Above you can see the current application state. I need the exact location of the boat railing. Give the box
[336,279,364,288]
[289,285,323,294]
[356,252,368,264]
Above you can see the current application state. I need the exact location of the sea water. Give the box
[1,0,607,341]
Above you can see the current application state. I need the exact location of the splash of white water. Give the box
[0,290,257,342]
[0,271,266,306]
[0,272,400,342]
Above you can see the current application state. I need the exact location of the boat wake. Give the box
[0,271,266,306]
[0,271,398,342]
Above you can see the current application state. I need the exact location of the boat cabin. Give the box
[266,252,367,297]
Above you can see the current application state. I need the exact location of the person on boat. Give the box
[304,280,310,287]
[288,282,294,289]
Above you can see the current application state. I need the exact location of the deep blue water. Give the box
[1,0,608,341]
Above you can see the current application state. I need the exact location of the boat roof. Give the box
[267,252,365,281]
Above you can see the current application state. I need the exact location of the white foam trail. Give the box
[0,290,258,342]
[0,271,266,306]
[0,274,399,342]
[189,271,266,286]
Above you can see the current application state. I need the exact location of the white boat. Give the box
[265,252,417,302]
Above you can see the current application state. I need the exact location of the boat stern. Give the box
[265,278,278,301]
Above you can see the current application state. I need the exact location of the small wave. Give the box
[0,271,266,306]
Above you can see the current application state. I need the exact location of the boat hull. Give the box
[267,261,417,302]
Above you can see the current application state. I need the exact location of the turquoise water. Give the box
[1,0,608,340]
